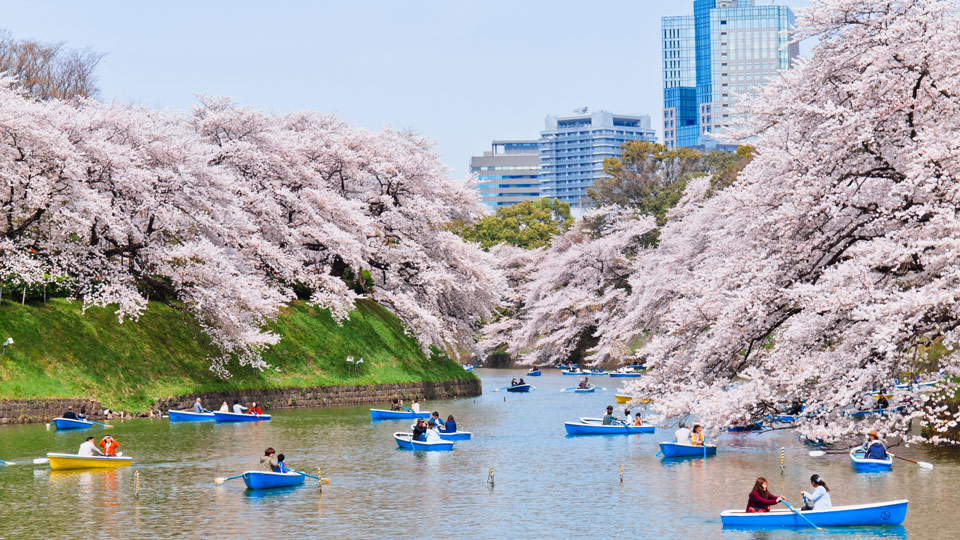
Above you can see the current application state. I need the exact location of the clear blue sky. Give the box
[2,1,809,179]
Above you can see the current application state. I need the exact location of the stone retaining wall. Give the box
[0,378,481,425]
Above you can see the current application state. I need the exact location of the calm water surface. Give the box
[0,368,957,540]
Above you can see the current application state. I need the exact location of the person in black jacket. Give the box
[62,407,78,420]
[412,419,428,442]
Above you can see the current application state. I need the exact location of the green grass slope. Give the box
[0,297,473,411]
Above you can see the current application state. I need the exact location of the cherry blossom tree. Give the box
[481,208,655,365]
[611,0,960,443]
[0,83,500,374]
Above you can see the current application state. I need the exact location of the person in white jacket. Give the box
[801,474,832,511]
[675,423,691,444]
[78,436,102,457]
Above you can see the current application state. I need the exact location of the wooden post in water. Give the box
[780,447,785,475]
[135,471,140,499]
[487,467,494,488]
[619,465,623,484]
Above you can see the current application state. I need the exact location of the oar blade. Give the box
[33,458,49,465]
[214,477,227,485]
[808,451,826,457]
[918,461,934,469]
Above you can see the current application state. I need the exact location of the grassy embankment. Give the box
[0,297,473,411]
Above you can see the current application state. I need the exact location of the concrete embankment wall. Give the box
[0,378,481,425]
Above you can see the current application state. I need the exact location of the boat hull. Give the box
[168,410,215,422]
[609,373,642,378]
[526,371,541,376]
[565,421,655,435]
[370,409,431,421]
[850,450,893,472]
[394,433,454,451]
[658,442,717,458]
[242,471,305,490]
[561,371,585,376]
[46,453,132,471]
[721,500,908,528]
[213,411,271,423]
[438,431,472,441]
[506,384,531,392]
[52,418,95,430]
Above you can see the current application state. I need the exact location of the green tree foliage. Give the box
[458,198,573,250]
[590,141,755,224]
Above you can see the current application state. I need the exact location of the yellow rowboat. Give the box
[615,394,651,404]
[46,453,132,471]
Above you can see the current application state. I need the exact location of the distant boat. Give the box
[462,364,474,371]
[526,369,542,376]
[658,442,717,458]
[242,471,305,490]
[609,372,642,378]
[850,449,893,472]
[51,418,97,430]
[370,409,431,421]
[408,424,472,440]
[213,411,271,423]
[46,453,132,471]
[720,500,908,528]
[506,384,531,393]
[563,385,597,393]
[168,410,215,422]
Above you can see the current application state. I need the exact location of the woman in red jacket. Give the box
[746,477,782,513]
[248,402,263,415]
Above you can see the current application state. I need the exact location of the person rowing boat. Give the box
[258,447,279,472]
[746,477,783,513]
[859,430,888,460]
[801,474,832,511]
[78,436,102,457]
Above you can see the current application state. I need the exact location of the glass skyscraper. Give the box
[470,140,541,209]
[539,110,656,209]
[662,0,798,149]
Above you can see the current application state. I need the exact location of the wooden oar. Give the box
[85,419,114,428]
[893,455,934,469]
[215,473,245,485]
[781,499,820,529]
[0,460,13,466]
[293,470,331,484]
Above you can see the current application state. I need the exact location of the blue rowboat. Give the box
[393,432,454,451]
[462,364,474,371]
[850,449,893,472]
[370,409,431,421]
[52,417,96,430]
[438,430,472,441]
[721,500,908,528]
[526,370,542,376]
[213,411,271,423]
[658,442,717,458]
[561,370,586,376]
[564,418,655,435]
[583,370,608,376]
[727,422,764,432]
[563,385,597,393]
[609,372,642,378]
[408,424,472,440]
[241,471,305,490]
[167,410,215,422]
[506,384,531,392]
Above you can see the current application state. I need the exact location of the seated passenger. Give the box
[275,453,290,473]
[691,424,705,446]
[390,398,402,411]
[62,407,78,420]
[801,474,832,511]
[444,415,457,433]
[602,405,616,425]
